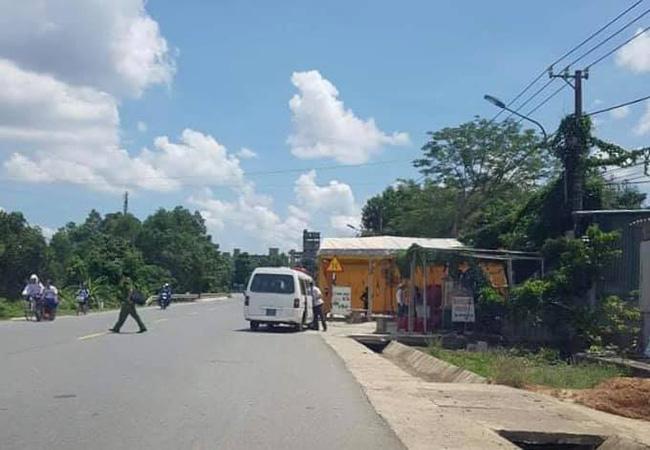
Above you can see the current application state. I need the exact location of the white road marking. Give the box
[78,331,109,341]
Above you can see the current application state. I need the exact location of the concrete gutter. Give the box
[382,341,487,384]
[322,321,650,450]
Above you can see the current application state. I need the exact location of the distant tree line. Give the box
[0,206,232,305]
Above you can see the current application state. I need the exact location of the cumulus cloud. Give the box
[237,147,258,159]
[287,70,409,164]
[294,170,361,235]
[616,28,650,74]
[0,0,175,97]
[137,121,148,132]
[189,188,308,250]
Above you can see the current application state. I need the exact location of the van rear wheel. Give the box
[250,321,259,331]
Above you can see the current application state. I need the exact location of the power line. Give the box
[493,0,646,121]
[507,4,650,120]
[587,24,650,69]
[565,6,650,68]
[586,93,650,116]
[526,83,569,116]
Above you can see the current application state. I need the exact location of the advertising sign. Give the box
[331,286,352,316]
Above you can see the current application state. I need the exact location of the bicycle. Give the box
[24,294,44,322]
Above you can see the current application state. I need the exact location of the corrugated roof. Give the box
[318,236,464,256]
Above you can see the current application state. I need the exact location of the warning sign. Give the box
[326,257,343,272]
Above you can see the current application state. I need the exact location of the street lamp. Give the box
[484,94,548,142]
[346,224,360,232]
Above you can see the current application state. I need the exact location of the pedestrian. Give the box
[311,285,327,331]
[360,285,369,316]
[109,277,147,333]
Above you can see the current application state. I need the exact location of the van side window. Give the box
[299,279,306,295]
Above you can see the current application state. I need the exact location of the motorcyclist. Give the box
[42,280,59,320]
[159,283,172,309]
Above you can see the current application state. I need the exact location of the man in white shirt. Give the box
[311,285,327,331]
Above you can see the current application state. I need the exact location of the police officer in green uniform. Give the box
[109,277,147,333]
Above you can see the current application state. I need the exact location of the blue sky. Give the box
[1,0,650,252]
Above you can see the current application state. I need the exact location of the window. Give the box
[250,274,295,294]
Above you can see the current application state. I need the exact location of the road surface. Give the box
[0,297,403,450]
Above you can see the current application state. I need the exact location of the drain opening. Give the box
[498,430,605,450]
[349,335,390,353]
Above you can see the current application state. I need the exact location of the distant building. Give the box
[233,248,241,258]
[269,248,279,257]
[289,249,303,266]
[301,229,321,276]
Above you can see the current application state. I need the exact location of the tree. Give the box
[414,118,552,236]
[137,207,230,292]
[0,211,48,298]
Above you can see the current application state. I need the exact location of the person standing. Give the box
[109,277,147,333]
[311,285,327,331]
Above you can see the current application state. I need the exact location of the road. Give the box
[0,296,403,450]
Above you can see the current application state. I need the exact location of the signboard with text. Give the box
[331,286,352,316]
[451,296,475,322]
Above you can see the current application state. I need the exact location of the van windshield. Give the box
[250,274,295,294]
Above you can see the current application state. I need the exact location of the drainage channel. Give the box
[350,336,610,450]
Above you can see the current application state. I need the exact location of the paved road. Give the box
[0,297,403,450]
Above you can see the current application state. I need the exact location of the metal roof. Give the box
[318,236,464,257]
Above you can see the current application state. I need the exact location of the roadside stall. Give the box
[317,236,543,334]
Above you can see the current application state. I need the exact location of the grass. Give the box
[428,344,629,389]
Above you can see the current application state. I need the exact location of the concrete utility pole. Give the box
[123,191,129,215]
[549,68,589,213]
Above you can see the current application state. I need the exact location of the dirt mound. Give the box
[570,377,650,421]
[531,378,650,421]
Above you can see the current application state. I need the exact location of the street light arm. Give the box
[502,106,548,142]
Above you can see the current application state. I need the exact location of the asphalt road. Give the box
[0,296,404,450]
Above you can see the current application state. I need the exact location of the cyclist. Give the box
[76,283,90,314]
[22,274,44,304]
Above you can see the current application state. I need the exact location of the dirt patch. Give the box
[529,377,650,421]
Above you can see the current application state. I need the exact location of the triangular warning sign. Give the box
[326,257,343,272]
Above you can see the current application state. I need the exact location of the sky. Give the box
[1,0,650,252]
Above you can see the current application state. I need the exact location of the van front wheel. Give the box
[250,321,259,331]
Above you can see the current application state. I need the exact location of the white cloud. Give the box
[0,0,175,97]
[294,170,357,216]
[39,226,56,242]
[189,188,308,250]
[635,103,650,136]
[237,147,258,159]
[287,70,409,164]
[137,121,148,132]
[610,105,631,120]
[616,28,650,74]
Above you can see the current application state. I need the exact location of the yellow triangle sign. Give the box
[326,257,343,272]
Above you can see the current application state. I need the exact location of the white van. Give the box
[244,267,314,331]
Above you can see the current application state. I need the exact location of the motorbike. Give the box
[76,296,90,315]
[158,291,171,310]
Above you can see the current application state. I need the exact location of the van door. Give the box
[301,279,314,322]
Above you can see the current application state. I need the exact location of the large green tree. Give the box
[413,118,552,237]
[0,211,48,298]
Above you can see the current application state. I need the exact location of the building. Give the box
[301,229,321,276]
[574,209,650,297]
[288,249,303,267]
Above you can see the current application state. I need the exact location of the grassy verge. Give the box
[428,344,629,389]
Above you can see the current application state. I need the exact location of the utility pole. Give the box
[123,191,129,215]
[549,68,589,215]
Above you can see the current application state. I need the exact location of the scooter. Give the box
[158,291,171,310]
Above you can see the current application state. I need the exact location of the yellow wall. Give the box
[318,255,509,314]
